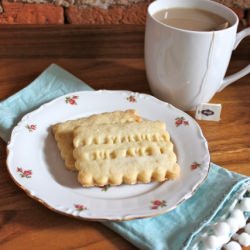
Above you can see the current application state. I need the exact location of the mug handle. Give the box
[218,27,250,92]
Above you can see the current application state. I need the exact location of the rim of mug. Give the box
[147,0,239,34]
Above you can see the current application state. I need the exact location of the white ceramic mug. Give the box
[145,0,250,111]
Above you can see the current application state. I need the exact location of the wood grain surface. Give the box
[0,25,249,250]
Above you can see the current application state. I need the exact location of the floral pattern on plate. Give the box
[175,117,189,127]
[74,204,87,211]
[191,162,202,170]
[26,124,37,132]
[101,184,111,192]
[65,95,79,105]
[151,200,167,210]
[7,90,210,220]
[17,167,32,178]
[126,95,137,103]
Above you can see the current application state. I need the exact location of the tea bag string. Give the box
[212,21,230,31]
[164,11,168,20]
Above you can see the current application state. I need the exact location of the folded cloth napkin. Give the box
[0,64,92,142]
[1,64,249,250]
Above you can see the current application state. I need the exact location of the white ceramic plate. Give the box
[7,90,210,221]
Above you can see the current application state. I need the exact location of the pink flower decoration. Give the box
[65,96,79,105]
[191,162,201,170]
[101,184,111,192]
[126,95,137,103]
[17,167,32,178]
[74,204,87,211]
[26,124,37,132]
[175,117,189,127]
[152,200,162,206]
[150,200,167,209]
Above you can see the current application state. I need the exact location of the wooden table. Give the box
[0,25,249,250]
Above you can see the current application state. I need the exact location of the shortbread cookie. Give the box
[73,120,180,187]
[73,141,174,162]
[77,154,180,186]
[73,120,170,148]
[52,110,141,170]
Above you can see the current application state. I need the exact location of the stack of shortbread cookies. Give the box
[52,109,180,187]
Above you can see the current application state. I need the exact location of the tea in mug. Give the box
[153,8,230,31]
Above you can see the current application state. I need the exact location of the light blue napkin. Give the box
[0,64,92,142]
[104,167,249,250]
[1,64,249,250]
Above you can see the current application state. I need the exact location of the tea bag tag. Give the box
[195,103,222,121]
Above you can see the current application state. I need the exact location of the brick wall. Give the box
[0,0,249,25]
